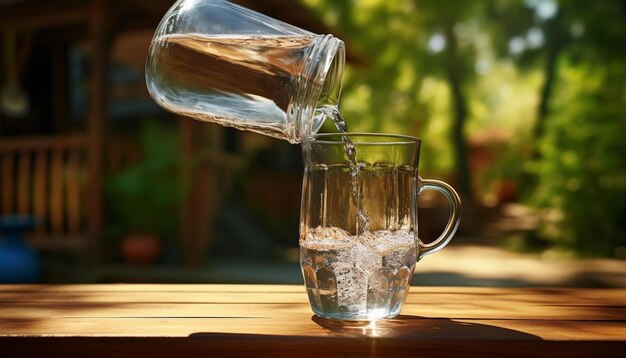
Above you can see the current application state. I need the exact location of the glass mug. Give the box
[300,134,462,320]
[146,0,345,143]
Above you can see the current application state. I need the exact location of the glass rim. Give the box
[306,132,421,145]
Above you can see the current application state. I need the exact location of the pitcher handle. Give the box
[417,178,462,260]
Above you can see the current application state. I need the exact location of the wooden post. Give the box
[87,0,108,264]
[179,116,197,266]
[180,120,223,266]
[52,46,67,133]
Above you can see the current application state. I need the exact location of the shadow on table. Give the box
[412,272,533,288]
[312,315,542,340]
[187,316,542,356]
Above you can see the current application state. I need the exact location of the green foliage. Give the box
[303,0,485,180]
[483,0,626,256]
[105,121,186,238]
[529,59,626,256]
[304,0,428,134]
[303,0,626,256]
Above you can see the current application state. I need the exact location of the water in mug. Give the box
[300,157,418,319]
[301,227,416,320]
[148,34,316,141]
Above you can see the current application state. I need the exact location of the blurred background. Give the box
[0,0,624,286]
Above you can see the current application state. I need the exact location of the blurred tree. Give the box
[302,0,626,255]
[487,0,626,255]
[416,0,484,198]
[486,0,566,152]
[531,59,626,256]
[303,0,483,198]
[487,0,625,162]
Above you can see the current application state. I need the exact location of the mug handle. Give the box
[417,177,462,260]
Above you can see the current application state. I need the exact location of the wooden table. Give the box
[1,285,624,357]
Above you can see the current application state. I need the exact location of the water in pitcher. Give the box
[147,34,316,140]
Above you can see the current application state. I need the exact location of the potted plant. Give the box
[105,121,186,265]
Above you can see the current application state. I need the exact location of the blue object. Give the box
[0,215,40,283]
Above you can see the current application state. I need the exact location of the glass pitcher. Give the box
[146,0,345,143]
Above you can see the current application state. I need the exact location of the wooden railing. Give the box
[0,132,248,262]
[0,135,88,249]
[179,148,244,265]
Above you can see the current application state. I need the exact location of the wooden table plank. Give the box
[1,286,623,321]
[0,301,623,322]
[0,285,624,357]
[2,285,624,307]
[0,317,624,340]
